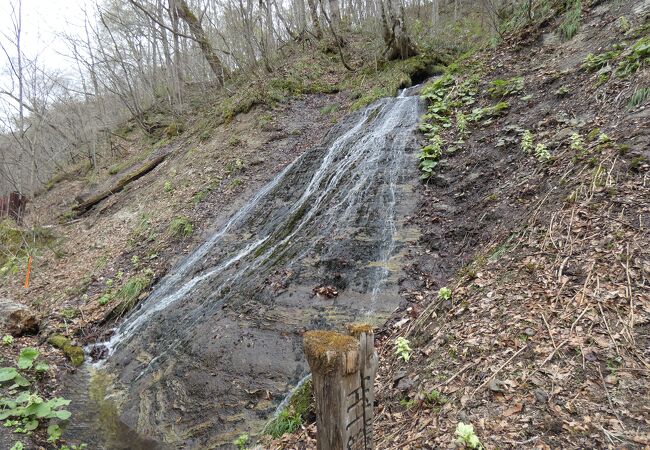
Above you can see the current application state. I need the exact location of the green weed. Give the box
[395,337,413,362]
[169,217,193,239]
[559,0,581,41]
[455,422,482,449]
[487,77,524,98]
[628,87,650,108]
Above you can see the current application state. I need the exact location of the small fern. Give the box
[628,87,650,108]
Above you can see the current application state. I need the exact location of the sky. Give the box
[0,0,92,78]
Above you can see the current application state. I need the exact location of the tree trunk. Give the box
[307,0,323,38]
[174,0,227,84]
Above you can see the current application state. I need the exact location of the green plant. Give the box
[628,87,650,108]
[559,0,581,41]
[395,337,413,362]
[265,409,303,438]
[555,85,570,97]
[455,422,482,449]
[419,135,444,180]
[0,393,71,432]
[616,36,650,77]
[169,217,194,239]
[535,143,551,162]
[233,433,249,449]
[98,294,111,306]
[424,389,448,406]
[617,16,631,34]
[400,398,416,409]
[225,159,245,176]
[2,335,13,346]
[438,287,452,300]
[570,133,584,152]
[0,349,69,437]
[456,111,468,135]
[487,77,523,98]
[116,276,150,305]
[582,50,621,72]
[521,130,534,154]
[163,180,173,193]
[597,133,610,144]
[10,442,23,450]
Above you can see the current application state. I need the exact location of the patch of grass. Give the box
[628,87,650,108]
[265,409,302,438]
[169,217,193,239]
[558,0,581,41]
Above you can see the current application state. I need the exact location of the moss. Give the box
[346,322,373,336]
[48,334,84,366]
[303,330,359,373]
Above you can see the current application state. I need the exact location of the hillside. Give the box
[268,0,650,448]
[0,0,648,448]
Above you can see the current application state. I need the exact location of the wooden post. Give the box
[304,324,377,450]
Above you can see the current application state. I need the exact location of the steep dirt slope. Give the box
[272,1,649,448]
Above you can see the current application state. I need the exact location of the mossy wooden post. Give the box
[304,324,377,450]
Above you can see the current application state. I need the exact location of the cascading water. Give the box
[72,88,424,448]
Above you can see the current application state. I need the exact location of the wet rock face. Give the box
[99,93,424,447]
[0,297,38,336]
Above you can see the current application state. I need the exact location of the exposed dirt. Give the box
[269,1,650,448]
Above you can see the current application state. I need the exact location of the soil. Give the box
[269,0,650,448]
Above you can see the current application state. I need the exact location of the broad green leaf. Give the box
[17,348,39,370]
[23,418,38,431]
[12,375,30,387]
[47,424,62,443]
[0,368,18,382]
[51,409,71,421]
[47,398,71,408]
[34,363,49,373]
[25,401,51,418]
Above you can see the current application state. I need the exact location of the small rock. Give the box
[524,327,536,337]
[0,298,38,336]
[488,378,505,392]
[397,377,415,392]
[392,370,407,383]
[534,388,549,403]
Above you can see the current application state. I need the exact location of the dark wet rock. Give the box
[397,377,415,392]
[97,93,425,447]
[0,297,38,336]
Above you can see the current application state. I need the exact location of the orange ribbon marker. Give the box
[24,255,32,289]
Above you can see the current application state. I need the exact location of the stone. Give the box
[0,298,38,336]
[534,388,549,403]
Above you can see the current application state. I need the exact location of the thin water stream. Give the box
[66,87,424,448]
